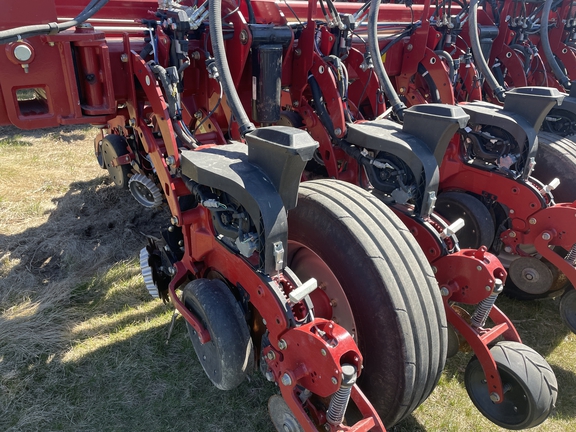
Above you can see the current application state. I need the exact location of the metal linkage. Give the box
[471,279,504,328]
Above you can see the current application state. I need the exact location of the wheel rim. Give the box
[287,241,357,341]
[465,359,532,428]
[508,256,555,295]
[560,288,576,333]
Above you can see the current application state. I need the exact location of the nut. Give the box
[278,339,287,350]
[542,233,551,241]
[281,373,292,386]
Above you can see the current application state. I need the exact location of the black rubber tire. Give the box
[464,341,557,430]
[182,278,254,390]
[101,134,131,189]
[560,288,576,334]
[434,191,496,249]
[534,132,576,203]
[287,179,447,427]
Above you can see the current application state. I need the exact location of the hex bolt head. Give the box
[166,156,176,165]
[529,218,537,225]
[509,231,516,238]
[477,266,482,271]
[281,373,292,386]
[542,233,551,241]
[120,53,129,63]
[267,351,276,361]
[170,216,179,226]
[278,339,287,350]
[331,377,338,385]
[490,392,501,402]
[334,128,342,136]
[440,287,450,297]
[485,285,491,291]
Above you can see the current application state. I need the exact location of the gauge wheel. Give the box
[534,131,576,203]
[465,341,557,430]
[287,179,447,427]
[101,134,131,189]
[435,191,495,249]
[182,278,254,390]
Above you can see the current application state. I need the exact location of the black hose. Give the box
[367,0,406,120]
[434,50,455,81]
[469,0,506,102]
[0,0,109,45]
[540,0,571,89]
[209,0,255,136]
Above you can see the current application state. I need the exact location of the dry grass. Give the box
[1,124,575,431]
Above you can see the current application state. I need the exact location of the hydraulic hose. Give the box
[0,0,109,45]
[435,50,455,82]
[367,0,406,120]
[469,0,506,102]
[209,0,255,136]
[540,0,571,89]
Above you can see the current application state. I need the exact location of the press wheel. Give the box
[268,395,304,432]
[464,341,557,430]
[504,256,568,300]
[100,134,131,189]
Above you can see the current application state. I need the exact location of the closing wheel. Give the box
[534,132,576,203]
[504,256,569,300]
[268,395,304,432]
[464,341,557,430]
[182,279,254,390]
[560,288,576,333]
[128,173,163,208]
[287,179,447,427]
[435,191,495,249]
[101,134,131,189]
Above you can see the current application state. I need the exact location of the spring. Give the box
[327,365,357,426]
[565,243,576,266]
[470,279,504,328]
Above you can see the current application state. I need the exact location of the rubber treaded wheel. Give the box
[464,341,557,430]
[560,288,576,333]
[534,132,576,203]
[101,134,131,189]
[182,279,254,390]
[287,179,447,427]
[435,191,495,249]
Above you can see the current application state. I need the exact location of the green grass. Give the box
[1,125,576,431]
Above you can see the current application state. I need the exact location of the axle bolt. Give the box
[490,392,501,402]
[278,339,288,350]
[267,351,276,361]
[542,233,551,241]
[529,218,537,225]
[281,373,292,386]
[440,287,450,297]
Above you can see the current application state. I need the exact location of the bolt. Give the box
[166,156,176,165]
[331,377,338,385]
[293,101,299,107]
[281,373,292,386]
[529,218,537,225]
[265,371,274,382]
[48,42,55,47]
[171,216,179,226]
[440,287,450,297]
[504,246,512,253]
[318,66,325,74]
[509,209,515,214]
[129,118,136,127]
[399,87,406,93]
[239,29,249,45]
[168,266,176,276]
[334,128,342,136]
[194,111,203,119]
[267,351,276,361]
[295,48,302,56]
[509,231,516,238]
[321,349,327,356]
[407,44,413,51]
[120,53,128,63]
[542,233,551,241]
[431,266,437,274]
[490,392,501,402]
[262,318,267,325]
[278,339,287,350]
[477,266,482,271]
[485,285,491,291]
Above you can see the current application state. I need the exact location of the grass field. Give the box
[1,124,575,432]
